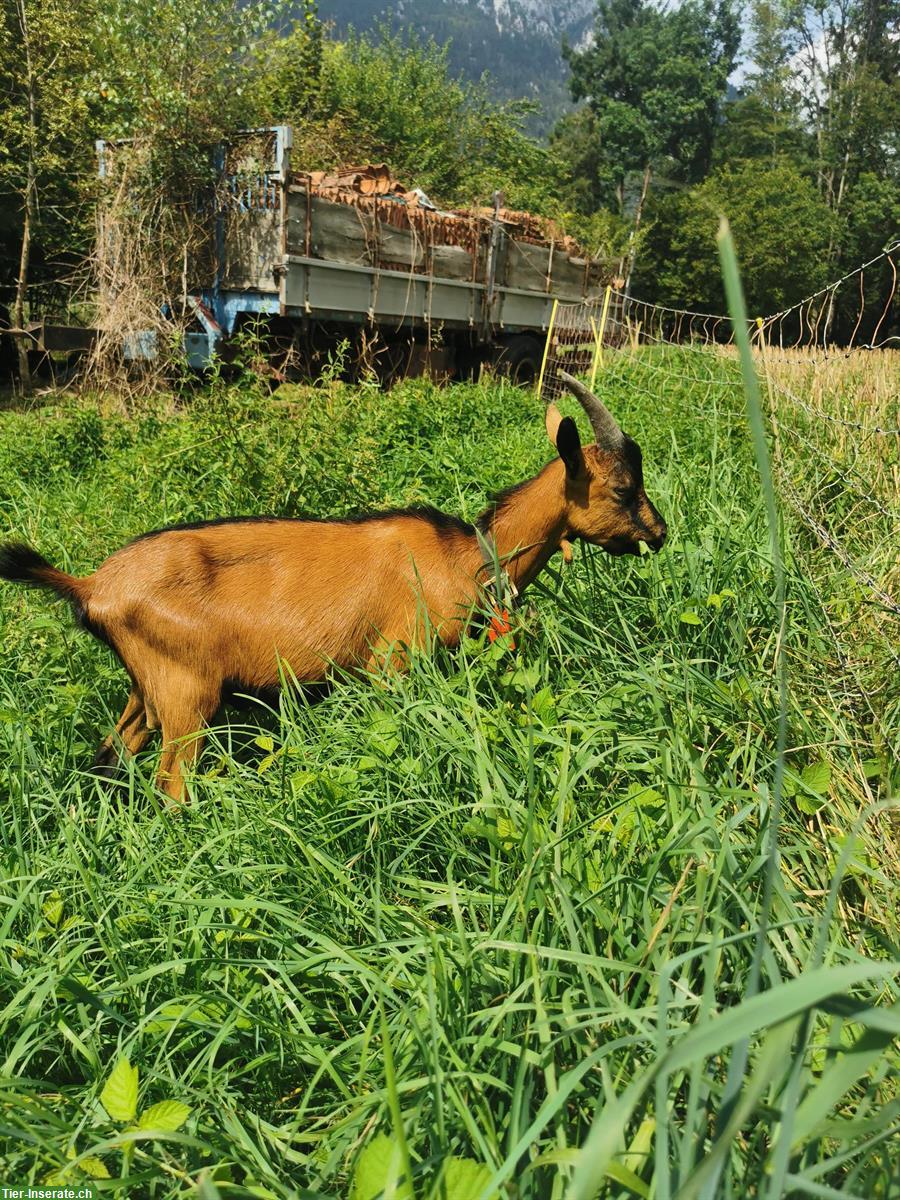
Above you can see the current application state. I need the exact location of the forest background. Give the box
[0,0,898,360]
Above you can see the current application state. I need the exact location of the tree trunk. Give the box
[624,162,652,295]
[13,0,36,395]
[13,168,34,394]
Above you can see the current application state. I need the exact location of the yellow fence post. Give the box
[589,285,612,391]
[536,298,559,400]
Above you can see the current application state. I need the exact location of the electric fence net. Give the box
[536,242,899,759]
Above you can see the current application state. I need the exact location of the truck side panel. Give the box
[217,166,605,344]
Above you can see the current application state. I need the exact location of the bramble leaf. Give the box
[100,1056,139,1122]
[138,1099,191,1133]
[351,1133,413,1200]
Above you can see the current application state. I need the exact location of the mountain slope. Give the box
[315,0,592,135]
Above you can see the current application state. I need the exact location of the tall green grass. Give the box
[0,348,896,1197]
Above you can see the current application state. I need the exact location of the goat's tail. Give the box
[0,542,89,608]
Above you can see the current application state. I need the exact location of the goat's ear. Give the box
[545,403,564,445]
[556,416,583,478]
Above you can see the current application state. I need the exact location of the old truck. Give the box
[91,125,613,382]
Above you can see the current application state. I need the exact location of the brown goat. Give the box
[0,375,666,801]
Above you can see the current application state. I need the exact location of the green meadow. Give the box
[0,349,897,1197]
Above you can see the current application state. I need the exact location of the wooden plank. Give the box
[551,255,588,300]
[310,197,373,264]
[506,240,551,290]
[223,210,281,291]
[430,242,475,281]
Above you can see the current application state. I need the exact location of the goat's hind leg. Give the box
[92,687,152,781]
[155,678,220,804]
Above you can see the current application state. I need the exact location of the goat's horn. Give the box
[557,370,624,450]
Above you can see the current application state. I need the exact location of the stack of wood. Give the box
[296,164,590,260]
[307,164,400,197]
[298,166,481,257]
[467,206,583,254]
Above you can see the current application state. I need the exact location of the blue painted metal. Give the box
[123,330,158,360]
[184,332,214,368]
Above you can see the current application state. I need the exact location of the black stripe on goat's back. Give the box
[127,506,475,547]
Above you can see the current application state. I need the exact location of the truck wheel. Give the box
[494,335,543,385]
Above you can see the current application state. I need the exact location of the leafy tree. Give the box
[634,159,838,315]
[713,94,811,171]
[250,7,322,127]
[779,0,900,223]
[303,29,564,210]
[713,1,812,173]
[94,0,317,192]
[0,0,99,390]
[561,0,740,215]
[831,171,900,341]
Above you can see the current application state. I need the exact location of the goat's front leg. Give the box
[93,687,152,778]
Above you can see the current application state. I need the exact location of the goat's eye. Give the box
[614,486,633,502]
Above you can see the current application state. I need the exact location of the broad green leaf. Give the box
[351,1134,413,1200]
[679,611,702,625]
[438,1156,498,1200]
[291,770,316,796]
[796,761,832,813]
[796,792,825,815]
[42,892,64,927]
[254,734,274,751]
[625,784,664,808]
[496,815,518,847]
[801,760,831,796]
[502,663,540,691]
[79,1156,111,1179]
[100,1056,139,1122]
[138,1099,191,1133]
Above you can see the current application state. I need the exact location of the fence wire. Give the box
[536,246,900,685]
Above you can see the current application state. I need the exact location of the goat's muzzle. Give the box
[645,521,667,553]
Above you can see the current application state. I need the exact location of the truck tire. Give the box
[494,334,543,385]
